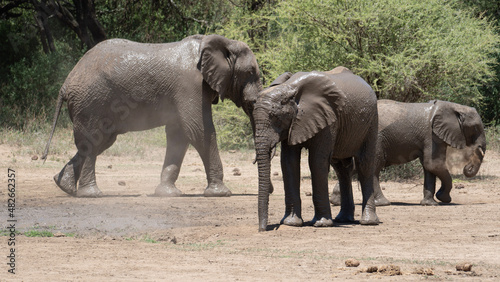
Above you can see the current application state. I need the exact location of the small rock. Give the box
[31,155,38,160]
[170,237,177,244]
[118,181,126,186]
[53,232,66,237]
[455,183,465,189]
[232,168,241,176]
[345,258,360,267]
[456,262,473,272]
[229,150,237,153]
[107,165,112,169]
[305,191,312,196]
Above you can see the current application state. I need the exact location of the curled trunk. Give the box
[463,147,485,178]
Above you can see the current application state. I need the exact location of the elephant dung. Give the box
[378,265,402,276]
[345,258,360,267]
[232,168,241,176]
[456,262,473,272]
[413,267,434,276]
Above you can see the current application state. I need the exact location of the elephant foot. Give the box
[312,216,334,227]
[329,193,341,206]
[329,183,341,206]
[420,197,439,206]
[281,213,303,227]
[155,183,183,197]
[77,183,103,198]
[334,209,355,223]
[54,172,77,197]
[436,189,452,203]
[204,182,232,197]
[374,195,391,206]
[359,210,380,225]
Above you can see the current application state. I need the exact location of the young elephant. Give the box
[42,35,262,198]
[331,99,487,206]
[253,70,380,231]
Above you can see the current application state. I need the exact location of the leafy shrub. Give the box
[212,101,254,150]
[0,42,79,129]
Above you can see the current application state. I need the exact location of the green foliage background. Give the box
[1,0,500,152]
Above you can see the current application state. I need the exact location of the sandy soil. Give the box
[1,143,500,281]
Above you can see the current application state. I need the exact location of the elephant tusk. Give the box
[271,146,277,160]
[479,147,485,158]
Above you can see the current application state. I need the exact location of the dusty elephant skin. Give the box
[254,69,380,231]
[331,99,487,206]
[42,34,262,198]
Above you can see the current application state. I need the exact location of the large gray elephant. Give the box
[42,34,262,198]
[330,99,487,206]
[253,70,380,231]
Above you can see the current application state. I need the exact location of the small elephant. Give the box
[330,99,487,206]
[42,34,262,198]
[253,70,380,231]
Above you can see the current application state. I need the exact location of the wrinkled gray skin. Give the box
[42,35,262,198]
[254,70,380,231]
[331,99,487,206]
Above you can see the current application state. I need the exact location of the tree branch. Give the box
[169,0,209,26]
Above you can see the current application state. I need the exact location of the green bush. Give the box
[213,101,254,150]
[0,42,79,129]
[220,0,500,106]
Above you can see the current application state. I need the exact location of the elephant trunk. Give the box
[463,146,485,178]
[256,146,272,232]
[254,109,275,232]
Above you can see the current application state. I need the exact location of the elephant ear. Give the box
[269,72,293,87]
[288,72,346,145]
[199,35,233,101]
[432,101,477,149]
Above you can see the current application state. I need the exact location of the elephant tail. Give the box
[41,87,66,163]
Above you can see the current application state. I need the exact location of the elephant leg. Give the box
[421,150,452,204]
[355,157,380,225]
[420,169,439,205]
[308,146,333,227]
[330,182,341,206]
[54,153,83,196]
[76,154,102,198]
[155,126,189,197]
[332,159,355,223]
[434,169,453,203]
[373,171,391,206]
[54,128,117,198]
[329,157,354,206]
[280,143,303,227]
[76,132,117,197]
[191,127,231,197]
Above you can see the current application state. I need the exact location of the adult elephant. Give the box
[253,70,380,231]
[42,34,262,198]
[330,99,487,206]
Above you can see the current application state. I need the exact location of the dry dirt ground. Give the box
[1,143,500,281]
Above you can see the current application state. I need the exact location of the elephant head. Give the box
[199,35,262,116]
[432,100,486,177]
[253,71,346,231]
